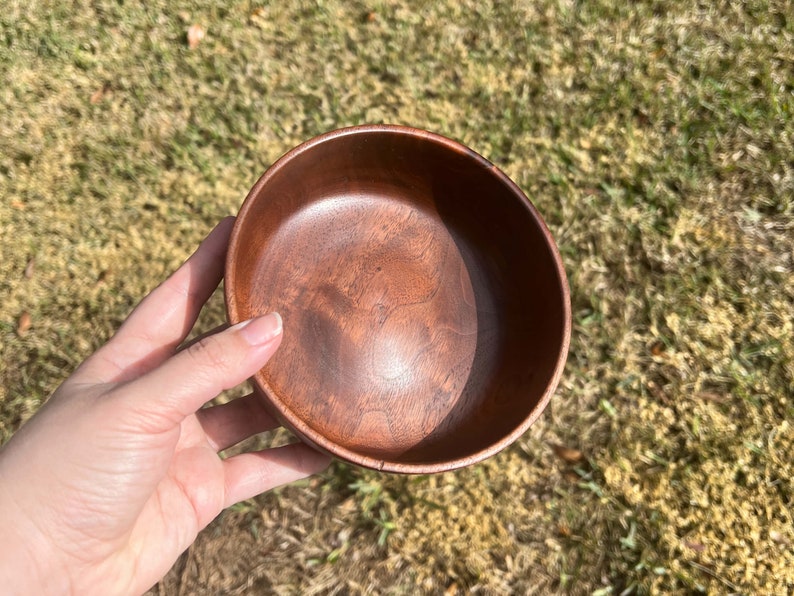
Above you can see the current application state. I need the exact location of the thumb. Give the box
[115,313,283,429]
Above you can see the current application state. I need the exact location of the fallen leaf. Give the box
[683,541,706,552]
[634,108,651,127]
[89,82,112,104]
[11,200,25,209]
[90,87,104,104]
[17,311,32,336]
[696,391,728,404]
[250,7,266,26]
[563,471,580,483]
[647,380,671,404]
[187,24,205,49]
[24,258,35,279]
[550,443,584,464]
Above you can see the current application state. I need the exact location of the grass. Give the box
[1,0,792,593]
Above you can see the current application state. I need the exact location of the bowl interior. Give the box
[226,127,570,472]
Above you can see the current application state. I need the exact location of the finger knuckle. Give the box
[189,333,231,372]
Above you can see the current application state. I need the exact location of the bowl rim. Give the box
[225,124,572,474]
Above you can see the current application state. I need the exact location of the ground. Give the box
[1,1,792,594]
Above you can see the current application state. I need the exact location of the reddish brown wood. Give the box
[225,125,571,473]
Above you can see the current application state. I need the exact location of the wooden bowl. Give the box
[225,125,571,473]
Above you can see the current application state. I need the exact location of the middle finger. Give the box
[196,393,281,452]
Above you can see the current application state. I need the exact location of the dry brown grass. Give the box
[2,1,792,594]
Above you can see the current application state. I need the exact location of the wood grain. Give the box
[226,125,571,473]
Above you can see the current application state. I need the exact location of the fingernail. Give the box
[235,312,282,346]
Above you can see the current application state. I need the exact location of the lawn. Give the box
[1,1,792,593]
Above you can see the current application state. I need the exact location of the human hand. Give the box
[0,218,330,595]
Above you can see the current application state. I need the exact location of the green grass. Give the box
[1,0,792,593]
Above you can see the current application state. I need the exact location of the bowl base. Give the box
[247,191,502,458]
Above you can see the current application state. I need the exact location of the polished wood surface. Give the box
[226,125,571,473]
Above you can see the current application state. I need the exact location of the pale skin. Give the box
[0,217,330,595]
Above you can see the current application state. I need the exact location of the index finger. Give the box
[78,217,235,384]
